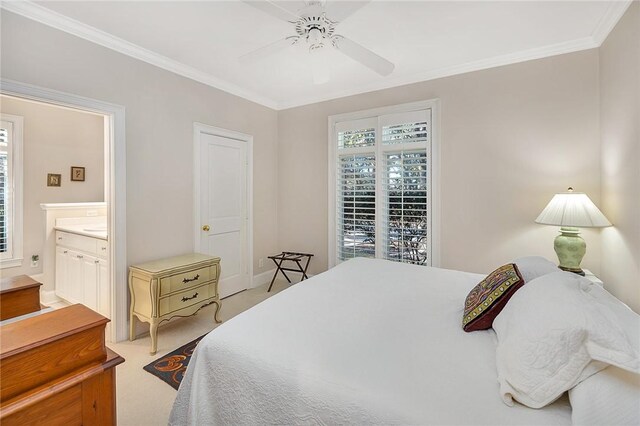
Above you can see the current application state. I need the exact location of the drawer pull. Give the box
[77,255,84,259]
[57,236,63,240]
[101,247,107,251]
[181,292,198,302]
[63,250,68,254]
[182,274,200,284]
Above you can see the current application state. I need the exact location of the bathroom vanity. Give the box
[54,218,110,319]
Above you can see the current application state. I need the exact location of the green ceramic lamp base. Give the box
[554,227,586,276]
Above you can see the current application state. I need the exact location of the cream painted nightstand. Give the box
[128,253,221,355]
[582,269,604,287]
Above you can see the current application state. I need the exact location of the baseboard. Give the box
[29,272,44,282]
[40,289,61,305]
[29,273,60,305]
[251,269,276,288]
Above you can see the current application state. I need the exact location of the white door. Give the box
[197,130,250,298]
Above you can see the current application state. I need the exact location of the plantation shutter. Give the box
[337,154,376,260]
[0,123,11,256]
[335,118,377,261]
[382,151,429,264]
[380,110,430,265]
[334,107,432,266]
[380,110,429,145]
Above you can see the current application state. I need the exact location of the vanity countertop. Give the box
[55,216,108,240]
[55,224,108,240]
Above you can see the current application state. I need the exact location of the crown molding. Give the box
[2,0,631,111]
[276,36,600,110]
[591,0,633,45]
[0,1,279,110]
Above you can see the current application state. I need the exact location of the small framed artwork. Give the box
[71,166,85,182]
[47,173,61,187]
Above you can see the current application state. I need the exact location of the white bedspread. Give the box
[170,258,571,425]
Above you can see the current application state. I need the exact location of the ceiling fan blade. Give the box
[333,36,394,76]
[239,37,297,64]
[242,0,301,22]
[324,1,371,22]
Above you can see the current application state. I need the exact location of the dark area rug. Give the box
[143,333,208,390]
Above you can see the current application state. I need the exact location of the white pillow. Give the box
[493,271,640,408]
[513,256,558,283]
[569,366,640,426]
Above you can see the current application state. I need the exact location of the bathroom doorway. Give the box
[0,79,126,342]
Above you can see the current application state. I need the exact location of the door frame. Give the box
[193,122,253,292]
[1,78,127,342]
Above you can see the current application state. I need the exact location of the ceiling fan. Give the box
[240,0,395,83]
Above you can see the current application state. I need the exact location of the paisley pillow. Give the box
[462,263,524,332]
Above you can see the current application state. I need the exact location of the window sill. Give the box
[0,258,24,269]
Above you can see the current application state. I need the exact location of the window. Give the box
[0,114,23,268]
[329,101,439,268]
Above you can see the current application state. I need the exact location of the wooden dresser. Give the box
[129,253,221,355]
[0,304,124,425]
[0,275,42,321]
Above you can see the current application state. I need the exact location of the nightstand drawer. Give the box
[159,283,210,316]
[159,265,215,296]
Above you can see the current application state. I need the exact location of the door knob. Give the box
[202,225,210,231]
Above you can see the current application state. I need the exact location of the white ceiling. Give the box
[5,1,631,109]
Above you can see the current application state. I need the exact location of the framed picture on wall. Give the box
[71,166,85,182]
[47,173,61,187]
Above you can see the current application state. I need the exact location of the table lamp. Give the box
[535,187,611,275]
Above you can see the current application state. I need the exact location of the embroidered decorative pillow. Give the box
[462,263,524,332]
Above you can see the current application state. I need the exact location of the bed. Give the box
[170,258,571,425]
[170,257,578,425]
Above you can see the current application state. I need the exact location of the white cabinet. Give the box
[66,249,84,304]
[55,246,71,301]
[55,231,110,318]
[81,254,99,312]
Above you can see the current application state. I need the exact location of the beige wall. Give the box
[0,12,279,284]
[599,2,640,313]
[278,50,603,277]
[0,96,104,278]
[2,7,636,312]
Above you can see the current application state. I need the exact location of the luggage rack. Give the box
[267,251,314,292]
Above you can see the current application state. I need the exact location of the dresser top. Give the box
[0,304,107,359]
[1,275,42,295]
[130,253,219,274]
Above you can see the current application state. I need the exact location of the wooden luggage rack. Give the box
[267,251,313,292]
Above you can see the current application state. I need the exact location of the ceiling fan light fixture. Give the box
[307,27,325,51]
[241,1,394,78]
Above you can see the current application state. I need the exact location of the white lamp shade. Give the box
[535,191,612,228]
